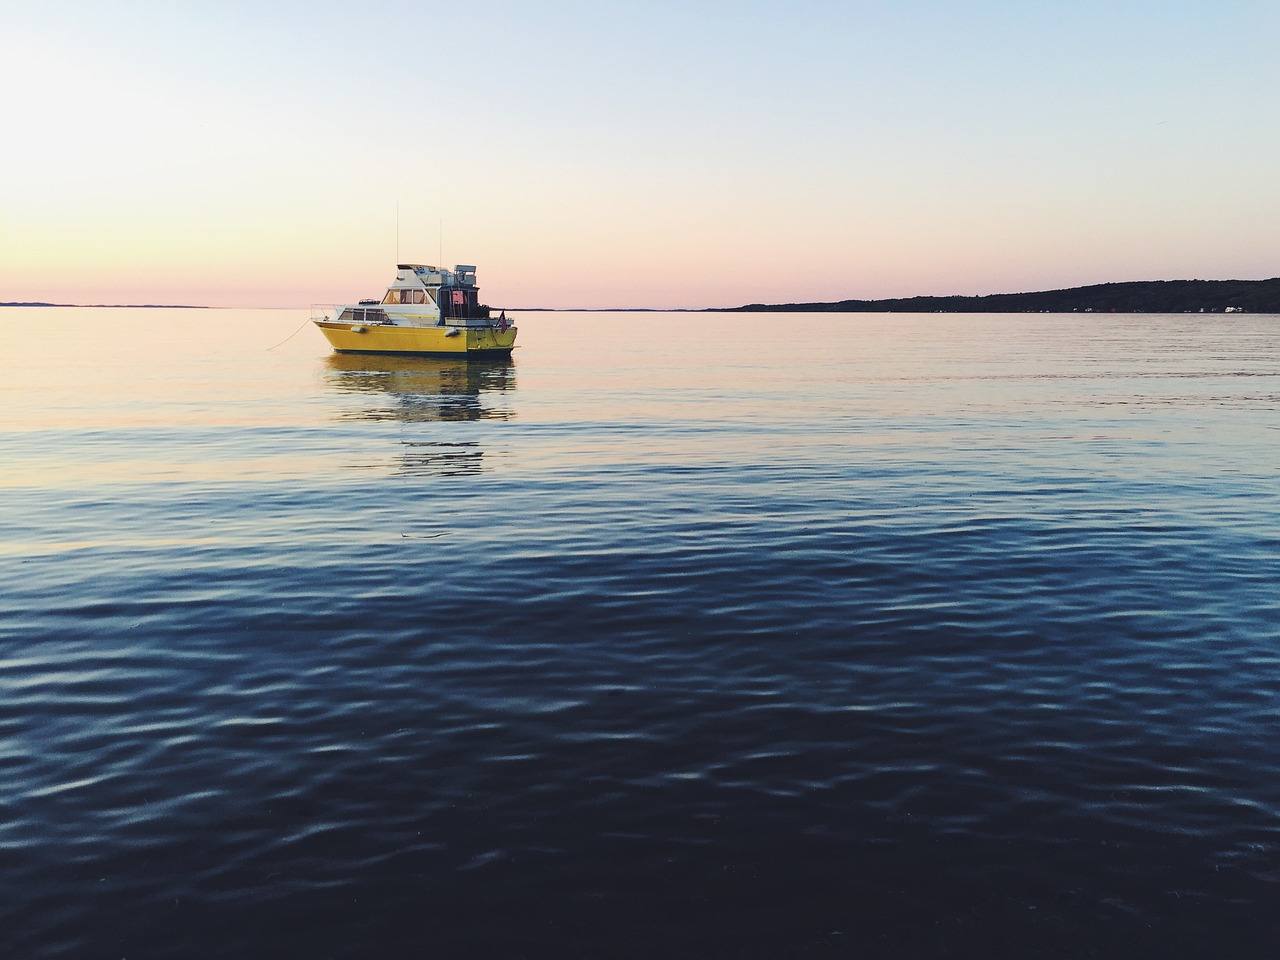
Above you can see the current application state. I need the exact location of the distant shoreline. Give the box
[711,278,1280,315]
[1,302,211,309]
[511,278,1280,313]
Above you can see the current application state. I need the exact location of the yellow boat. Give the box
[312,263,517,357]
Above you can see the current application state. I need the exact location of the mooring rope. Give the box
[266,313,315,351]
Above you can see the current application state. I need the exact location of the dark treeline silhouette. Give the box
[719,278,1280,314]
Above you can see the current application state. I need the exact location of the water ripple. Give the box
[2,311,1280,957]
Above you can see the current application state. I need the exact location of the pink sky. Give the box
[3,2,1277,309]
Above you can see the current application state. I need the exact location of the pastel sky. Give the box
[2,1,1277,309]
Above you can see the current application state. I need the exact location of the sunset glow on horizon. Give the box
[3,1,1278,310]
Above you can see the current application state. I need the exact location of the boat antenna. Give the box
[438,217,443,270]
[396,201,400,263]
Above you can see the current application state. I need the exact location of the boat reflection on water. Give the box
[323,353,516,423]
[323,354,516,477]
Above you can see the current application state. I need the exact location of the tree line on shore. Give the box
[719,278,1280,314]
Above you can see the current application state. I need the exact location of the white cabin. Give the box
[336,264,493,329]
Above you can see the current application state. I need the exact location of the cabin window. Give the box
[382,289,433,304]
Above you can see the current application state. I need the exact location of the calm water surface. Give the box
[2,308,1279,958]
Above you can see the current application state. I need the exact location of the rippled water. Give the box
[2,307,1279,958]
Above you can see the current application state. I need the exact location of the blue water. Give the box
[2,308,1279,958]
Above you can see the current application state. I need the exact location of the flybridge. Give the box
[395,264,478,288]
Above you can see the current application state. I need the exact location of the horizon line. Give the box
[5,276,1278,313]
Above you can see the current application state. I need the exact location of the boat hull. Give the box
[313,320,516,357]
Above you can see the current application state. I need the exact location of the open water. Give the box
[2,307,1279,959]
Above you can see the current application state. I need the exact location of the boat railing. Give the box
[310,303,338,322]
